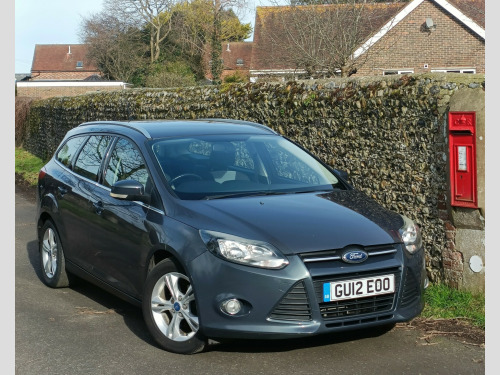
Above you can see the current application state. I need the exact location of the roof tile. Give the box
[31,44,99,73]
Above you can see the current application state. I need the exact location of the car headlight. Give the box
[200,230,289,269]
[398,215,423,254]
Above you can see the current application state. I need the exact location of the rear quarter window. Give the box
[56,136,88,168]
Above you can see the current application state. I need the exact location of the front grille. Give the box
[268,281,312,322]
[300,244,397,264]
[319,294,395,319]
[313,267,400,320]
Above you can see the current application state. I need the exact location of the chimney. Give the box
[65,45,73,61]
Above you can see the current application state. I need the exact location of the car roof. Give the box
[75,119,277,139]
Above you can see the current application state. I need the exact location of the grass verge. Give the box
[421,283,485,329]
[15,147,46,186]
[14,147,485,330]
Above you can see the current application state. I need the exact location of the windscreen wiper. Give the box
[204,191,288,200]
[292,188,335,194]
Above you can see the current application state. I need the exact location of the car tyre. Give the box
[39,220,70,288]
[142,259,207,354]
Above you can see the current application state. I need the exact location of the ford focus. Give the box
[36,119,427,354]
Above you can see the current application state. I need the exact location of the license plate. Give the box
[323,274,395,302]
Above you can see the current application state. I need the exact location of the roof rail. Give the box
[77,121,152,139]
[196,118,277,134]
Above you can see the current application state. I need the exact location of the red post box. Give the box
[448,111,477,208]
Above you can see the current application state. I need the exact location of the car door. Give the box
[87,136,158,298]
[56,134,113,270]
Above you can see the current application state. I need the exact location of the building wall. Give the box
[16,83,128,100]
[356,0,485,76]
[30,72,99,81]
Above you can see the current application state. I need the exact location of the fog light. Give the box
[221,299,242,315]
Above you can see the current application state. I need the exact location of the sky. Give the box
[14,0,264,74]
[15,0,105,73]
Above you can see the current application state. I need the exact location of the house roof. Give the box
[31,44,99,73]
[353,0,485,58]
[251,2,407,71]
[251,0,485,73]
[83,74,106,82]
[15,73,31,82]
[446,0,484,28]
[222,42,253,70]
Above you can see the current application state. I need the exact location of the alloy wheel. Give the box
[150,272,199,342]
[41,227,58,279]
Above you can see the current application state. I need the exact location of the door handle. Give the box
[57,186,68,196]
[93,201,104,215]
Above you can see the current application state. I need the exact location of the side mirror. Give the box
[111,180,150,203]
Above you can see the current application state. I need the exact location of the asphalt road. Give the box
[15,191,486,375]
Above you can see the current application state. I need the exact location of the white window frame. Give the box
[383,69,414,76]
[431,68,476,74]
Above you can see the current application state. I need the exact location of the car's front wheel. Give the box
[39,220,70,288]
[142,259,207,354]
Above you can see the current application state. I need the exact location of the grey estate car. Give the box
[36,119,427,354]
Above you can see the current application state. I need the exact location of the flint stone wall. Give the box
[22,73,486,287]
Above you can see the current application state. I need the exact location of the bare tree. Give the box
[258,0,405,78]
[80,13,147,82]
[103,0,176,63]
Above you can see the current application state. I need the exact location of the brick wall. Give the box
[30,72,99,80]
[356,0,485,76]
[16,83,129,100]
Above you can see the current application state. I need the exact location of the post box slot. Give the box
[450,130,473,135]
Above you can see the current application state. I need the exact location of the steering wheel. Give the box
[170,173,203,190]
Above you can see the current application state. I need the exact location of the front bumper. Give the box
[189,243,426,339]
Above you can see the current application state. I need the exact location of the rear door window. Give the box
[73,135,112,181]
[103,137,162,209]
[103,137,150,189]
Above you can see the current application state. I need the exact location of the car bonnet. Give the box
[174,189,404,255]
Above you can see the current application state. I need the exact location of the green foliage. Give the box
[81,13,149,83]
[422,283,485,329]
[220,9,252,42]
[220,71,249,92]
[145,61,196,88]
[128,67,149,87]
[15,147,46,186]
[81,0,251,86]
[223,71,248,84]
[303,93,317,107]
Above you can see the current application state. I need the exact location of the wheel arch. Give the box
[37,193,60,238]
[37,212,54,240]
[145,247,187,278]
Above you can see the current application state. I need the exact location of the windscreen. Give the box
[150,134,345,200]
